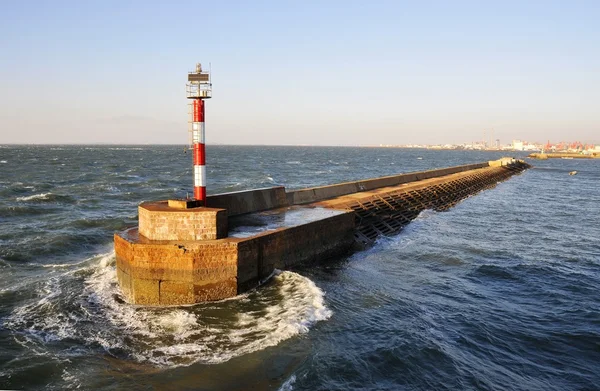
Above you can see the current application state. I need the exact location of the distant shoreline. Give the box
[528,152,600,159]
[0,143,534,151]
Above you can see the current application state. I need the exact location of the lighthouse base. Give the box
[114,202,356,305]
[114,229,240,305]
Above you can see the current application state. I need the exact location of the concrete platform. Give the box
[228,206,347,238]
[115,206,355,305]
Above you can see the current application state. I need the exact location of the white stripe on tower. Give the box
[191,122,205,144]
[194,165,206,187]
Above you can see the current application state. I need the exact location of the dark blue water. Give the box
[1,145,599,390]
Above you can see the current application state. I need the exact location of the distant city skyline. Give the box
[1,1,599,145]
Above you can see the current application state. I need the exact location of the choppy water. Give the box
[1,145,599,390]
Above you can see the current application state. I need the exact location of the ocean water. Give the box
[0,145,599,390]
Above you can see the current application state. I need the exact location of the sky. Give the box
[0,0,598,146]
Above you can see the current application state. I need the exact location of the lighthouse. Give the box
[187,63,212,204]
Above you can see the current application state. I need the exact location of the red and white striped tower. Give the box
[187,63,212,204]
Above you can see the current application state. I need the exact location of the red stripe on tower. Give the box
[193,99,204,122]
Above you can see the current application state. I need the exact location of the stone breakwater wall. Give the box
[114,158,530,305]
[529,152,599,159]
[314,160,529,246]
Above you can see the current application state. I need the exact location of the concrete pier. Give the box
[529,152,599,159]
[114,158,530,305]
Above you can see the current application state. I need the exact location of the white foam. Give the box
[413,209,438,221]
[279,374,297,391]
[61,369,82,389]
[5,252,333,369]
[0,160,6,163]
[6,276,72,343]
[16,193,52,202]
[155,310,198,335]
[32,257,93,269]
[84,259,331,366]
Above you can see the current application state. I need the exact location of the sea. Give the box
[0,145,599,391]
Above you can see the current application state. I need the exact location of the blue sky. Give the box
[1,0,598,145]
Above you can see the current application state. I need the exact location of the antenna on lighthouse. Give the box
[186,62,212,204]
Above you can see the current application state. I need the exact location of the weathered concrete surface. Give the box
[115,229,238,305]
[488,157,519,167]
[115,158,530,305]
[235,210,355,292]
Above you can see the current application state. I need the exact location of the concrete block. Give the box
[160,281,194,305]
[194,279,237,302]
[132,278,160,305]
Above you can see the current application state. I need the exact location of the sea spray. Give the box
[5,252,333,368]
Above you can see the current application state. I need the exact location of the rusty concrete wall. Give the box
[207,186,289,216]
[286,162,489,205]
[115,229,238,305]
[115,210,355,305]
[236,210,355,292]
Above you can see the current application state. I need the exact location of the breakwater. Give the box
[529,152,599,159]
[114,158,530,305]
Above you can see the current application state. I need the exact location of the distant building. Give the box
[512,140,524,151]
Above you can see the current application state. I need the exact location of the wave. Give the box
[470,264,519,280]
[85,262,332,367]
[16,193,53,202]
[278,374,297,391]
[0,205,58,217]
[16,193,75,203]
[4,253,332,368]
[71,217,128,231]
[1,182,47,197]
[83,147,145,151]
